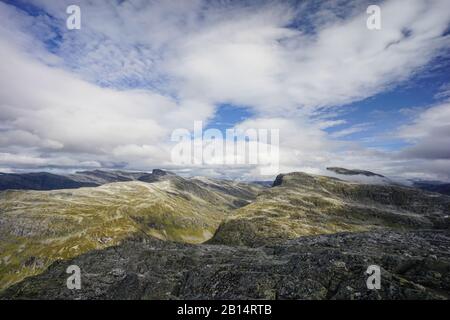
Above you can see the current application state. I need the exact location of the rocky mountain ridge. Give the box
[0,169,185,191]
[210,172,449,246]
[1,169,449,299]
[0,172,263,290]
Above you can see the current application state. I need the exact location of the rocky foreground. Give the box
[2,229,450,299]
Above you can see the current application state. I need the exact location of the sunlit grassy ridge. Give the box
[209,172,450,246]
[0,178,261,290]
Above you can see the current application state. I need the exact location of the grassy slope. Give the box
[0,178,254,290]
[209,173,450,246]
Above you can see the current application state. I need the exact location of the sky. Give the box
[0,0,449,181]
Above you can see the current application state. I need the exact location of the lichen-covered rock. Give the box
[2,230,449,300]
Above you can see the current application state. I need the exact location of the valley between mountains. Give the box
[0,169,449,299]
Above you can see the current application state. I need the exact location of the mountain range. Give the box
[0,168,449,299]
[0,169,175,191]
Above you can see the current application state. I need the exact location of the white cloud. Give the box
[398,102,450,160]
[0,2,214,170]
[0,0,450,180]
[330,123,372,138]
[435,83,450,100]
[167,0,450,114]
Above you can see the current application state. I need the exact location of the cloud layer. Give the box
[0,0,449,180]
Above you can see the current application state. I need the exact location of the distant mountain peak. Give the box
[151,169,174,176]
[326,167,385,178]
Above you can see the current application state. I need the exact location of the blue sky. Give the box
[0,0,450,180]
[207,104,254,132]
[325,55,450,149]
